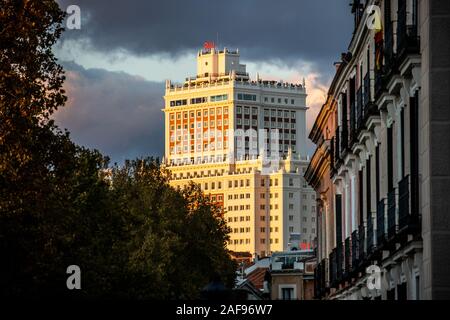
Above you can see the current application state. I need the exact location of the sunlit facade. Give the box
[306,0,450,300]
[163,48,316,257]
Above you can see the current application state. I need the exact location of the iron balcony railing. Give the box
[363,72,378,121]
[340,125,349,157]
[322,258,328,291]
[384,13,395,72]
[397,0,420,61]
[336,242,344,282]
[330,249,338,287]
[375,67,384,99]
[367,215,375,254]
[356,86,363,132]
[398,175,418,233]
[351,230,359,272]
[398,175,410,230]
[376,199,386,247]
[358,224,365,262]
[315,262,322,298]
[350,100,357,144]
[363,72,371,108]
[330,136,336,177]
[344,237,352,277]
[387,189,397,239]
[333,128,342,171]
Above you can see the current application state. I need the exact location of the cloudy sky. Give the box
[53,0,354,164]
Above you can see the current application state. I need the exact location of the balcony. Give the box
[350,100,357,145]
[397,0,420,63]
[398,175,420,234]
[351,230,359,272]
[336,242,344,283]
[363,73,378,120]
[340,126,349,158]
[376,199,386,247]
[367,215,375,254]
[358,224,365,263]
[315,262,322,298]
[344,237,351,278]
[330,136,336,178]
[384,20,395,73]
[387,189,397,239]
[329,249,337,287]
[375,67,384,99]
[356,87,363,132]
[334,128,341,166]
[315,259,328,298]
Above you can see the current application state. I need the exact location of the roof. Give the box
[245,268,269,290]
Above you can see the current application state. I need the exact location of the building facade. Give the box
[269,251,316,300]
[306,0,450,300]
[163,48,316,257]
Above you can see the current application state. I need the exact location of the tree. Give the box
[0,0,236,299]
[109,159,236,299]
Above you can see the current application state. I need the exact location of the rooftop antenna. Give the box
[216,32,219,50]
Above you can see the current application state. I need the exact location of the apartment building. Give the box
[163,48,316,257]
[305,0,450,300]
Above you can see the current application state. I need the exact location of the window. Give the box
[281,287,295,300]
[237,93,257,101]
[289,215,294,221]
[170,99,187,107]
[289,227,294,233]
[210,94,228,102]
[190,97,207,104]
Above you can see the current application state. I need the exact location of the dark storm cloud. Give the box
[54,62,165,164]
[58,0,353,67]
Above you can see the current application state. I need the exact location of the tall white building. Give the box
[163,47,316,257]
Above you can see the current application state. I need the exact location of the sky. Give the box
[53,0,354,164]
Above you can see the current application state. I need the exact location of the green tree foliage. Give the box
[0,0,236,298]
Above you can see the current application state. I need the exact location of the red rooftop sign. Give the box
[203,41,215,50]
